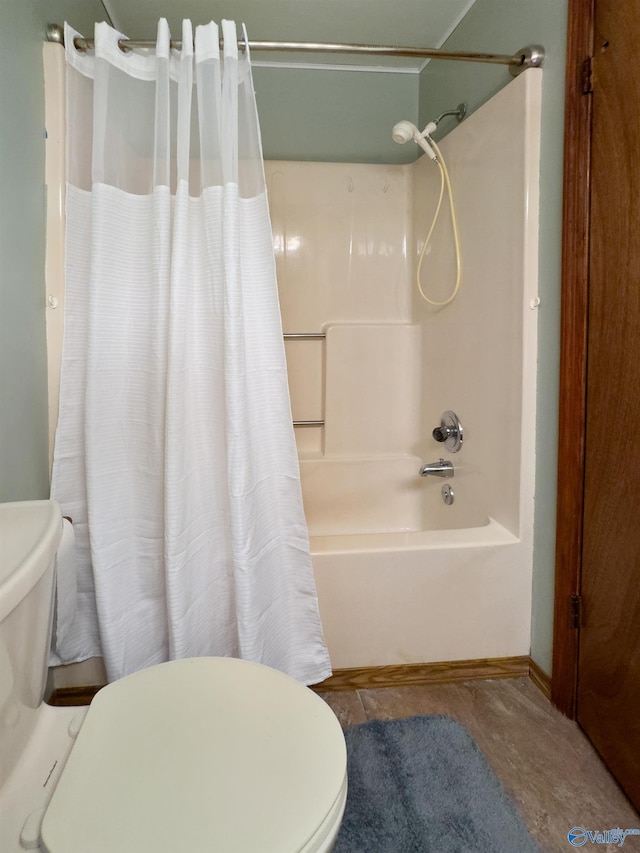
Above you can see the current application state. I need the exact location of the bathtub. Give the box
[299,455,533,671]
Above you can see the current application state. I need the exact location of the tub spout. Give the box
[419,458,454,478]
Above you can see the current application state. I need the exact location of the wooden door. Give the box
[576,0,640,810]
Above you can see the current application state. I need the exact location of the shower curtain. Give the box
[51,19,331,685]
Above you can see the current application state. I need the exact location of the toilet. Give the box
[0,500,347,852]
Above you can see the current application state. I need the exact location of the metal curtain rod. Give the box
[46,24,544,76]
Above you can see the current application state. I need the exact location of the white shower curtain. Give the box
[51,19,331,685]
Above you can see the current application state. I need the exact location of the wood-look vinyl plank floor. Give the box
[317,677,639,853]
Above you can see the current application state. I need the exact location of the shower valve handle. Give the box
[432,425,454,443]
[432,411,463,453]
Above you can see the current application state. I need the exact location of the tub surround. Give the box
[269,159,413,458]
[413,70,541,538]
[271,70,541,670]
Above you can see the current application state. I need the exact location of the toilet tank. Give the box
[0,500,62,789]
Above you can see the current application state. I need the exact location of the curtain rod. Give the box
[46,24,543,77]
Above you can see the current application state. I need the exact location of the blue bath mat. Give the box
[333,715,539,853]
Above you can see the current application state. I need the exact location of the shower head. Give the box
[391,120,417,145]
[391,120,438,161]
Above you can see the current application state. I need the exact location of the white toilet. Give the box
[0,500,347,852]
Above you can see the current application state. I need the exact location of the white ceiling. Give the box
[99,0,479,69]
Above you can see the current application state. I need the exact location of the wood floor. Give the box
[316,677,639,853]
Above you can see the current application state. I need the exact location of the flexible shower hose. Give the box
[416,136,461,306]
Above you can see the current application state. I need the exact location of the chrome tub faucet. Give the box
[419,458,454,478]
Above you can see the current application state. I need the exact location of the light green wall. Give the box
[418,0,569,675]
[0,0,104,502]
[254,66,419,164]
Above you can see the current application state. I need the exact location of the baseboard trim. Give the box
[48,684,104,707]
[312,655,531,693]
[528,657,552,700]
[47,655,550,706]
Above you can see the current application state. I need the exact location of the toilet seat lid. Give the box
[41,657,347,853]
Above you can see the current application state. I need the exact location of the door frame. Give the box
[551,0,595,718]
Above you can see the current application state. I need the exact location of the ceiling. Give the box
[99,0,479,69]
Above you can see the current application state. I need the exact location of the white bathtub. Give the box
[299,456,532,671]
